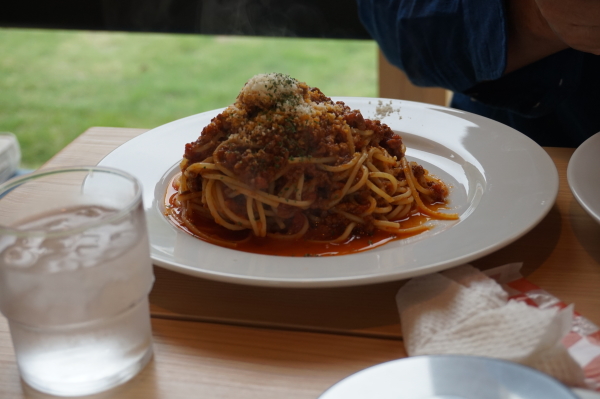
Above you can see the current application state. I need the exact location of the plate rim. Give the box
[98,97,559,287]
[318,355,577,398]
[567,132,600,225]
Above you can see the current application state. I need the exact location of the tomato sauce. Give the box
[164,178,447,257]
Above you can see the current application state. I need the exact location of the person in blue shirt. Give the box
[356,0,600,147]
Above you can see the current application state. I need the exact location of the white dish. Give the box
[573,388,600,399]
[98,98,558,287]
[567,132,600,224]
[318,356,576,399]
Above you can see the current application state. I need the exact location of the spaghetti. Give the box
[168,73,458,249]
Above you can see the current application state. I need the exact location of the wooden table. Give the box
[1,127,599,398]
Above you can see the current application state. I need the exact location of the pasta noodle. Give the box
[167,73,458,249]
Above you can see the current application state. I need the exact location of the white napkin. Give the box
[0,133,21,183]
[396,264,587,388]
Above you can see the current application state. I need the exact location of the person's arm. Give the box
[504,0,567,74]
[505,0,600,74]
[356,0,597,91]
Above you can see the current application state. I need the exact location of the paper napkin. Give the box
[396,264,590,388]
[0,133,21,183]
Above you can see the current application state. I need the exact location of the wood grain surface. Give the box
[0,316,405,399]
[0,127,598,398]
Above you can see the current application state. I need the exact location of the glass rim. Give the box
[0,166,143,238]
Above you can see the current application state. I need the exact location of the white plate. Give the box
[567,132,600,224]
[573,389,600,399]
[98,98,558,287]
[318,356,577,399]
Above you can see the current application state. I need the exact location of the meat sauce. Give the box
[164,177,446,257]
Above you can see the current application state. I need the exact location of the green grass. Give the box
[0,28,377,169]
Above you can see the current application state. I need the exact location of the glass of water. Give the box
[0,166,154,396]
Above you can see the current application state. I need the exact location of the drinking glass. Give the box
[0,166,154,396]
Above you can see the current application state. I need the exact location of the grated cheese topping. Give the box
[237,73,315,115]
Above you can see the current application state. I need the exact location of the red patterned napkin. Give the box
[396,263,600,390]
[485,263,600,391]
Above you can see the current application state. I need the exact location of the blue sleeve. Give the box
[356,0,508,93]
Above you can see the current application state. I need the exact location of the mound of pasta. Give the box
[170,73,457,249]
